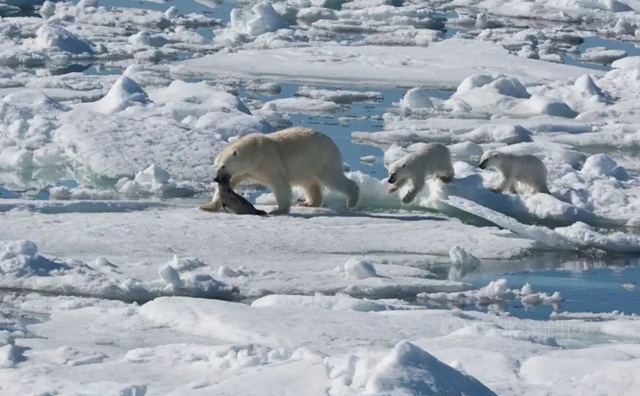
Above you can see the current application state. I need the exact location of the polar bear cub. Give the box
[387,143,455,204]
[478,150,550,195]
[200,127,360,215]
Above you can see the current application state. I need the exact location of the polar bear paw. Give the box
[200,201,221,212]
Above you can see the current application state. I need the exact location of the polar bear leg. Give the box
[298,181,323,207]
[402,177,424,204]
[268,174,293,215]
[200,174,245,212]
[491,176,514,194]
[319,167,359,208]
[530,171,551,194]
[536,183,551,194]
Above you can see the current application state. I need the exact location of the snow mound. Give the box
[87,76,151,114]
[230,1,289,37]
[0,240,70,278]
[364,340,497,396]
[251,294,422,312]
[581,154,629,181]
[400,87,435,111]
[29,24,94,54]
[455,74,500,96]
[342,258,378,280]
[511,95,578,118]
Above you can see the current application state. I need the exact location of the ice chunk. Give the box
[448,246,482,280]
[127,30,170,48]
[164,6,179,19]
[611,56,640,70]
[29,24,93,54]
[343,258,378,280]
[260,97,343,114]
[460,124,533,144]
[77,0,98,8]
[159,264,184,288]
[134,164,170,185]
[230,1,289,37]
[521,283,534,295]
[580,48,627,64]
[39,0,56,20]
[0,240,70,278]
[400,87,435,110]
[296,86,382,104]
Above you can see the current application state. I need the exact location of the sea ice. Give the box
[2,1,640,394]
[173,37,599,89]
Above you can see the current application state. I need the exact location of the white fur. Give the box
[201,127,359,215]
[386,143,455,204]
[479,150,550,195]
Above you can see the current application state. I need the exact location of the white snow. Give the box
[3,291,640,395]
[173,37,601,89]
[1,0,640,394]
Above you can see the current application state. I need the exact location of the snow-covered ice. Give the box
[3,291,640,395]
[173,37,600,89]
[1,0,640,394]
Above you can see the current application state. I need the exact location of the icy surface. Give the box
[2,0,640,394]
[2,292,640,395]
[174,38,600,89]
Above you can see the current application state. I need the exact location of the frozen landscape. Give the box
[2,0,640,394]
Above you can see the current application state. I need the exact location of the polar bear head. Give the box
[387,158,410,184]
[213,136,261,182]
[478,150,505,170]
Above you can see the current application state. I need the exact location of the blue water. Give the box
[3,0,640,319]
[465,259,640,320]
[562,35,640,71]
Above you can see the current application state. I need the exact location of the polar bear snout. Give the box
[387,173,398,184]
[478,159,488,169]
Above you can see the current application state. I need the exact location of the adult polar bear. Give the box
[200,127,360,215]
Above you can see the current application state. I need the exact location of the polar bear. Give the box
[200,127,360,215]
[478,150,550,195]
[387,143,455,204]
